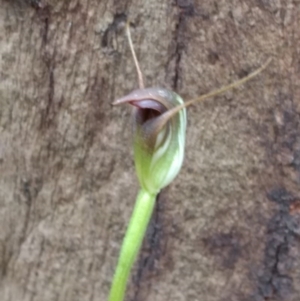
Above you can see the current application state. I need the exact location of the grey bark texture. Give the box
[1,1,300,301]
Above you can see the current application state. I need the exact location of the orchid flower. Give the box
[114,87,187,194]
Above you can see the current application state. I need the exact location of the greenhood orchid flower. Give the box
[113,87,187,194]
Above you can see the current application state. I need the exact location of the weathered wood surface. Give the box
[0,1,300,300]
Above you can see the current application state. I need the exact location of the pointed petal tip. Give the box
[112,96,132,106]
[112,100,122,106]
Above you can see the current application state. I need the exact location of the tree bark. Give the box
[1,1,300,301]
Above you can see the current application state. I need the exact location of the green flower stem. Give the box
[109,189,157,301]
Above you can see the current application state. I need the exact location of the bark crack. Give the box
[172,0,195,90]
[253,188,297,301]
[173,13,184,91]
[132,193,166,301]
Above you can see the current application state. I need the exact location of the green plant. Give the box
[108,21,271,301]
